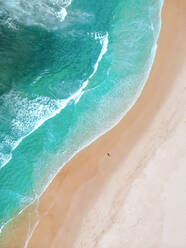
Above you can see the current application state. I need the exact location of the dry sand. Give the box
[1,0,186,247]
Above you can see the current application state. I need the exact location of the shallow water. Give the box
[0,0,163,233]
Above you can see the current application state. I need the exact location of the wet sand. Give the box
[1,0,186,247]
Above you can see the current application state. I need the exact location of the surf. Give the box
[0,0,164,236]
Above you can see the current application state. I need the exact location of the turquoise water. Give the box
[0,0,163,233]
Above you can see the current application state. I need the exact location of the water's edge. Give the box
[0,0,164,242]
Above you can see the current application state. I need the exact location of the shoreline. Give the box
[0,1,162,235]
[0,0,162,237]
[1,0,186,247]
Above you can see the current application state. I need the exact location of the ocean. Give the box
[0,0,163,236]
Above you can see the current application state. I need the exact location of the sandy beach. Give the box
[1,0,186,247]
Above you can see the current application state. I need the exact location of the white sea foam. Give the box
[0,30,109,169]
[74,32,109,104]
[0,91,64,168]
[0,0,72,29]
[93,32,109,78]
[0,28,110,168]
[0,78,94,168]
